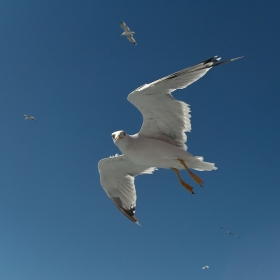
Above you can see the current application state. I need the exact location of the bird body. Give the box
[120,31,135,36]
[24,114,36,121]
[120,21,137,45]
[220,227,239,238]
[99,56,243,224]
[113,131,215,171]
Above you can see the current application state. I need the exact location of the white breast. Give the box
[117,135,184,168]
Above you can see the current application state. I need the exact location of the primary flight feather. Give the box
[98,55,242,224]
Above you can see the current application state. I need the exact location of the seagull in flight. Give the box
[202,265,210,270]
[120,21,137,45]
[98,55,242,224]
[24,114,36,121]
[220,227,239,238]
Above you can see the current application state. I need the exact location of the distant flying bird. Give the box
[220,227,239,238]
[120,21,137,45]
[24,114,36,121]
[98,55,243,225]
[202,266,209,270]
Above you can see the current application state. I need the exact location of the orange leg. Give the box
[178,159,203,187]
[171,168,194,194]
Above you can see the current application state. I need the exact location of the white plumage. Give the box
[202,265,210,270]
[98,155,156,225]
[98,56,242,224]
[120,21,137,45]
[24,114,36,121]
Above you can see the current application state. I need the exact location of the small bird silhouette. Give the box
[24,114,36,121]
[220,227,239,238]
[120,21,137,45]
[202,265,209,270]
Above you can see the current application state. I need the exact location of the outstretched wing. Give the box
[98,154,156,225]
[120,21,130,32]
[128,56,242,150]
[127,35,137,45]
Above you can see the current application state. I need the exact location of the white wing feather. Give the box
[98,154,156,224]
[120,21,130,32]
[128,56,242,150]
[127,35,137,45]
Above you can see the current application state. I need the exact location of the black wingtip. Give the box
[112,200,140,225]
[201,55,243,69]
[213,56,244,67]
[202,56,221,65]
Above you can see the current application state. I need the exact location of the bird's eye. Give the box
[123,132,126,136]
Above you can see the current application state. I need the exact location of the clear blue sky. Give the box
[0,1,279,279]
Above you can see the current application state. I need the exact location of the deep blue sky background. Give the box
[0,1,279,279]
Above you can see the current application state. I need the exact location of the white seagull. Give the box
[220,227,239,238]
[24,114,36,121]
[98,55,242,224]
[202,266,210,270]
[120,21,137,45]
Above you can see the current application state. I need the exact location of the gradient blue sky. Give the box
[0,1,279,279]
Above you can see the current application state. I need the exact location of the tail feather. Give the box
[191,156,217,171]
[183,155,217,171]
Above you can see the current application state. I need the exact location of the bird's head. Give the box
[111,130,127,144]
